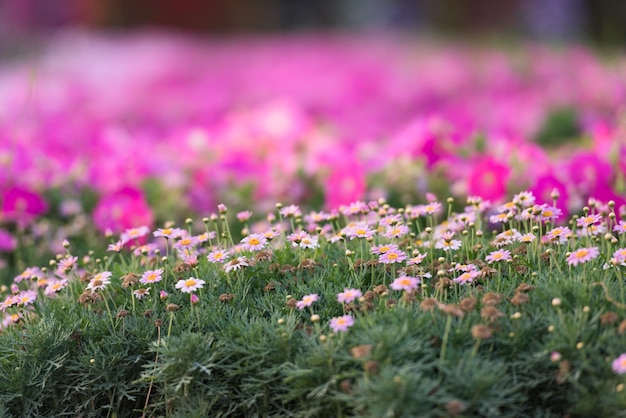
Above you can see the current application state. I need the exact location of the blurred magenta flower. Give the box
[92,187,154,234]
[0,187,48,226]
[0,229,16,251]
[529,173,570,218]
[467,157,510,202]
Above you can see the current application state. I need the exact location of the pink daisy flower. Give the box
[485,250,511,264]
[44,279,69,296]
[133,288,150,300]
[612,354,626,374]
[518,233,536,243]
[378,248,407,264]
[567,247,599,266]
[87,271,112,291]
[407,252,427,265]
[223,256,250,273]
[434,239,462,252]
[453,270,480,285]
[14,267,43,283]
[153,227,185,239]
[175,277,205,293]
[1,295,19,311]
[490,212,511,224]
[512,191,536,207]
[371,243,398,255]
[121,226,151,244]
[173,236,199,251]
[536,205,562,222]
[545,227,572,244]
[337,288,363,304]
[279,205,302,218]
[287,231,310,246]
[299,235,319,249]
[237,211,253,222]
[383,224,409,239]
[613,248,626,264]
[614,221,626,235]
[195,231,215,243]
[296,294,319,310]
[577,214,603,228]
[17,290,37,307]
[240,234,268,251]
[390,275,421,291]
[345,223,376,240]
[57,256,78,275]
[207,249,230,263]
[329,315,355,333]
[107,240,124,252]
[140,269,164,285]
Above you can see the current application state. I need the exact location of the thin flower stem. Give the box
[439,314,453,367]
[142,323,160,418]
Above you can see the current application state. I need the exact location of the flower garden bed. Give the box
[1,33,626,417]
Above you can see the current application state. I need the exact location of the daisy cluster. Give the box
[2,190,626,376]
[1,34,626,251]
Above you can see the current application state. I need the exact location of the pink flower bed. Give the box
[0,32,625,233]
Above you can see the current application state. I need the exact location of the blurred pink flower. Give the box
[323,152,365,210]
[529,173,570,219]
[0,229,16,251]
[467,157,510,203]
[0,187,48,226]
[92,187,154,234]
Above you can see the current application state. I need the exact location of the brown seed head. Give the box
[364,360,380,375]
[351,344,373,359]
[441,304,464,318]
[116,310,129,319]
[601,312,619,325]
[374,284,388,295]
[360,301,375,313]
[481,306,504,322]
[618,319,626,334]
[471,324,492,340]
[286,298,297,309]
[219,293,235,303]
[445,399,466,417]
[166,303,180,312]
[363,290,377,301]
[459,297,477,313]
[482,292,503,306]
[510,292,530,306]
[339,379,353,394]
[420,297,439,312]
[121,273,140,288]
[515,283,535,293]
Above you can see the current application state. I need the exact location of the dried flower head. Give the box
[471,324,492,340]
[481,306,504,322]
[166,303,180,312]
[445,400,466,417]
[515,283,535,293]
[510,292,530,306]
[482,292,503,306]
[420,297,439,312]
[601,312,619,325]
[351,344,373,359]
[459,297,477,312]
[219,293,235,303]
[440,304,464,318]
